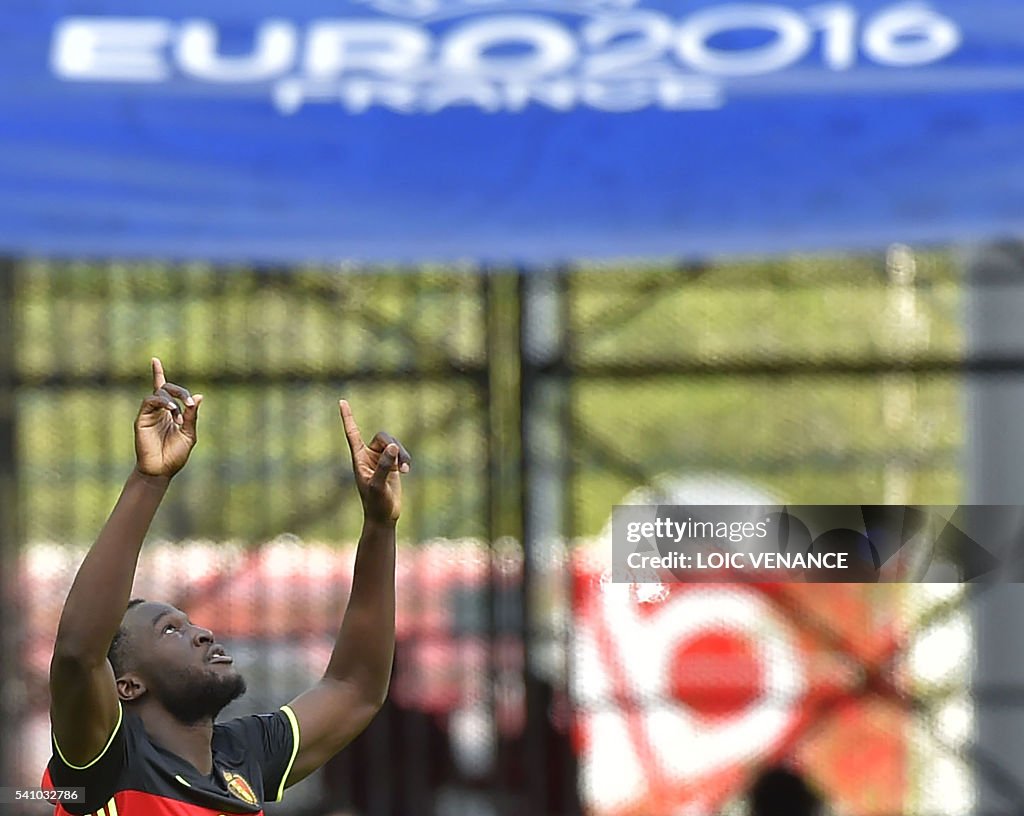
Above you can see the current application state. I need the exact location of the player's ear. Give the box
[116,674,147,702]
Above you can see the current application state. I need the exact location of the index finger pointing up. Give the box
[339,400,365,456]
[152,357,167,391]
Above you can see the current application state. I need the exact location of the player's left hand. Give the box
[339,400,411,525]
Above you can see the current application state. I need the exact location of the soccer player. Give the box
[43,359,411,815]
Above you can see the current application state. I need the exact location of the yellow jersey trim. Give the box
[275,705,301,802]
[54,701,123,771]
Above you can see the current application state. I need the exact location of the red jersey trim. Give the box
[53,788,264,816]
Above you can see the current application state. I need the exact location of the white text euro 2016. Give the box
[50,4,963,114]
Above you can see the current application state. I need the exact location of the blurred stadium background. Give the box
[0,253,987,816]
[2,1,1024,815]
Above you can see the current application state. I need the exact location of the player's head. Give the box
[107,599,246,724]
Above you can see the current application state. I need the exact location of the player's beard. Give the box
[151,664,248,725]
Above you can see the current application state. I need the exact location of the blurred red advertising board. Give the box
[571,554,911,815]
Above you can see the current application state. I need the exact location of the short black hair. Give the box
[107,598,147,678]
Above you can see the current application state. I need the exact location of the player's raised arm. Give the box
[283,400,411,785]
[49,358,202,767]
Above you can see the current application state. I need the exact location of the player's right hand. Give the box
[134,358,202,478]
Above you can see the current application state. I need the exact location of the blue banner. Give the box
[1,1,1023,264]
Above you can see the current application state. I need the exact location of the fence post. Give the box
[966,242,1024,813]
[520,267,572,815]
[0,258,19,791]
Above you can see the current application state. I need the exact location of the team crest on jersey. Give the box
[223,770,258,805]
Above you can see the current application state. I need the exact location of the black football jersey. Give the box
[42,703,300,815]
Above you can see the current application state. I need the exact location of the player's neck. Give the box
[139,705,216,775]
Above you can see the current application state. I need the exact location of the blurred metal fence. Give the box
[0,253,997,816]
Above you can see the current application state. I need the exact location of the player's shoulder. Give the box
[47,703,142,770]
[214,710,291,758]
[215,710,287,736]
[109,705,150,753]
[44,706,151,815]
